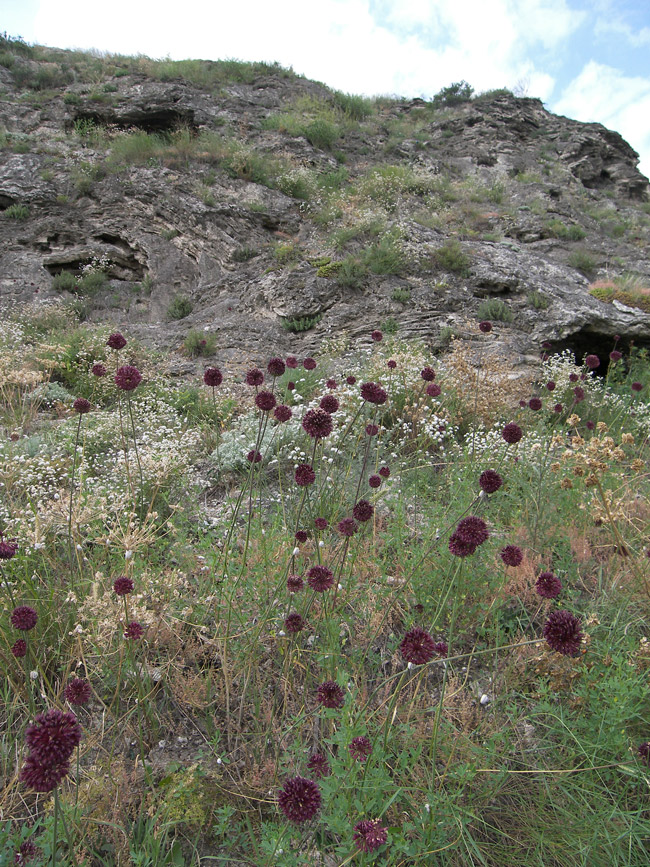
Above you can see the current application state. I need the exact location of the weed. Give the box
[568,249,598,278]
[434,239,471,275]
[391,286,412,303]
[527,290,550,310]
[280,313,322,332]
[476,297,514,322]
[431,80,474,107]
[167,295,193,320]
[4,203,29,220]
[184,330,217,357]
[231,246,258,263]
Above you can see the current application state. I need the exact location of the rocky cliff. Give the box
[1,38,649,371]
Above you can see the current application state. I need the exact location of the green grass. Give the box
[167,294,193,320]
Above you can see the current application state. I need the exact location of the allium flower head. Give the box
[25,708,82,765]
[371,330,383,341]
[73,397,91,414]
[255,390,276,411]
[267,357,286,377]
[326,378,337,389]
[348,736,372,762]
[368,474,382,488]
[107,332,126,350]
[421,366,436,381]
[295,463,316,486]
[287,574,304,592]
[569,373,579,383]
[20,754,70,793]
[124,621,144,640]
[543,610,582,656]
[114,365,142,391]
[546,380,556,391]
[434,640,448,657]
[455,516,489,546]
[426,383,442,398]
[113,576,134,596]
[287,381,296,390]
[317,680,345,708]
[64,678,91,706]
[277,776,321,823]
[284,613,305,634]
[609,350,622,362]
[0,534,17,560]
[247,450,262,463]
[353,500,373,522]
[320,394,339,414]
[400,628,436,664]
[585,420,595,430]
[314,518,328,530]
[11,639,27,658]
[285,355,298,369]
[500,545,523,567]
[13,838,41,865]
[91,362,107,377]
[449,534,477,557]
[536,571,562,599]
[573,386,585,402]
[528,397,542,411]
[631,381,643,392]
[584,354,600,369]
[387,359,397,369]
[245,368,264,386]
[479,469,503,494]
[302,408,333,439]
[274,404,292,422]
[365,423,379,436]
[379,466,390,478]
[307,565,334,592]
[354,819,388,854]
[346,375,357,385]
[11,606,37,631]
[303,357,317,370]
[307,752,331,778]
[337,517,358,537]
[554,403,563,413]
[638,742,650,766]
[295,530,308,543]
[203,367,223,387]
[360,382,387,405]
[478,320,493,333]
[502,423,523,444]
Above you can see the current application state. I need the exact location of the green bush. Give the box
[476,297,514,323]
[231,246,258,263]
[281,313,322,332]
[332,91,374,120]
[545,220,586,241]
[431,80,474,108]
[568,249,598,278]
[304,119,339,150]
[51,270,107,295]
[4,203,29,220]
[52,271,78,292]
[167,295,194,320]
[184,330,217,357]
[336,256,368,289]
[391,286,412,303]
[363,236,405,276]
[434,240,471,276]
[527,290,550,310]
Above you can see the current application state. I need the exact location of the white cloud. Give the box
[553,61,650,179]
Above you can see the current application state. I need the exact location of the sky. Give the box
[3,0,650,179]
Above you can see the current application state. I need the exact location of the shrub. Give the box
[160,228,179,241]
[431,80,474,108]
[184,330,217,357]
[476,298,514,323]
[336,256,368,289]
[281,313,322,332]
[304,119,339,150]
[332,91,374,120]
[273,243,301,265]
[392,286,412,303]
[546,220,586,241]
[434,240,471,276]
[568,250,598,278]
[4,203,29,220]
[167,295,194,320]
[231,246,258,263]
[363,236,405,276]
[527,290,550,310]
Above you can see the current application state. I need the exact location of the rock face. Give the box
[0,41,649,369]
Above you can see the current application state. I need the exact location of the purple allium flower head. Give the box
[25,708,82,765]
[546,381,556,391]
[314,517,328,530]
[536,571,562,599]
[500,545,523,567]
[11,639,27,658]
[479,469,503,493]
[426,383,442,398]
[274,404,292,422]
[20,754,70,793]
[317,680,345,708]
[368,474,382,488]
[387,359,397,369]
[519,400,527,408]
[320,394,339,414]
[287,381,296,391]
[354,819,388,854]
[421,366,436,381]
[247,450,262,463]
[353,500,373,523]
[124,621,144,640]
[0,534,17,560]
[379,466,391,478]
[400,628,436,665]
[543,610,583,656]
[303,357,317,370]
[295,463,316,487]
[245,368,264,386]
[64,678,91,706]
[434,640,448,657]
[479,320,493,333]
[11,606,37,631]
[302,408,333,439]
[295,530,308,543]
[573,386,585,402]
[307,565,334,592]
[287,574,304,593]
[73,397,91,414]
[107,332,127,351]
[277,776,321,823]
[365,423,379,437]
[326,378,337,389]
[449,535,476,558]
[554,403,563,413]
[585,354,600,369]
[371,330,383,342]
[286,355,298,369]
[586,420,595,430]
[360,382,387,405]
[267,357,286,377]
[91,362,107,377]
[569,373,579,383]
[337,517,358,537]
[255,390,276,411]
[307,752,331,778]
[346,375,357,385]
[502,423,523,444]
[203,367,223,387]
[348,736,372,762]
[609,350,622,362]
[284,612,305,634]
[631,381,643,392]
[528,397,542,411]
[455,516,489,547]
[113,576,134,596]
[638,742,650,766]
[13,838,41,865]
[114,365,142,391]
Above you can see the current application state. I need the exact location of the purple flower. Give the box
[609,350,622,362]
[536,571,562,599]
[546,381,556,391]
[107,332,126,350]
[326,378,337,389]
[114,365,142,391]
[573,386,585,402]
[479,469,502,493]
[255,390,276,412]
[631,381,643,392]
[371,330,383,342]
[502,423,523,444]
[360,382,387,405]
[314,518,328,530]
[245,368,264,386]
[11,606,37,631]
[433,640,448,657]
[11,639,27,658]
[569,373,579,383]
[287,381,296,391]
[368,474,382,488]
[353,500,373,522]
[307,565,334,592]
[543,610,583,656]
[284,613,305,634]
[365,423,379,436]
[287,574,304,593]
[91,362,107,377]
[638,742,650,766]
[64,678,92,706]
[528,397,542,411]
[426,383,442,398]
[274,404,292,422]
[317,680,345,709]
[267,357,286,377]
[302,408,333,439]
[124,621,144,640]
[586,420,595,430]
[479,320,492,333]
[421,366,436,381]
[247,450,262,463]
[307,752,331,778]
[286,355,298,369]
[13,838,41,865]
[554,403,563,413]
[20,754,70,793]
[295,463,316,487]
[449,534,476,557]
[387,359,397,369]
[379,466,390,478]
[354,819,388,853]
[203,367,223,387]
[455,516,489,547]
[0,534,17,560]
[320,394,339,414]
[348,736,372,762]
[303,357,317,371]
[277,776,321,823]
[295,530,308,544]
[346,375,357,385]
[73,397,91,414]
[400,628,436,665]
[500,545,523,567]
[584,354,600,369]
[337,517,358,537]
[113,576,134,596]
[25,709,82,765]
